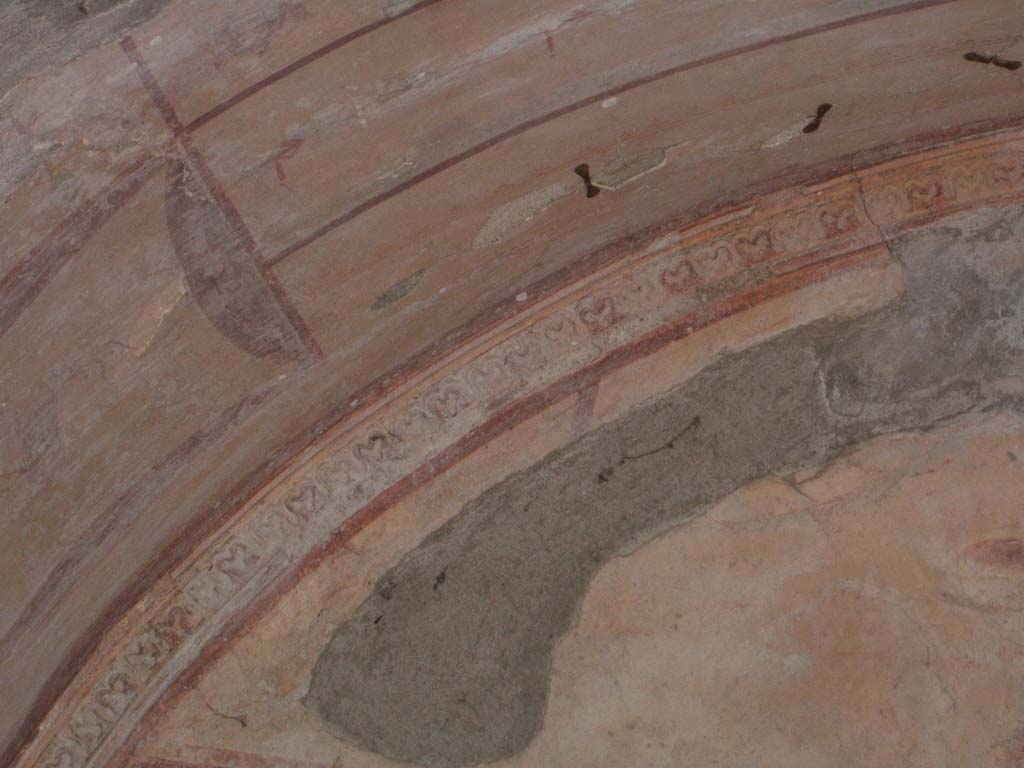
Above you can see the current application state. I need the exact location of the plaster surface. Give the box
[124,203,1024,768]
[493,409,1024,768]
[134,411,1024,768]
[2,3,1024,768]
[304,204,1024,766]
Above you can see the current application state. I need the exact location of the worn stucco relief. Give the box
[19,129,1024,768]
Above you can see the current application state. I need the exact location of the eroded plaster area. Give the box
[305,204,1024,767]
[503,408,1024,767]
[0,0,172,97]
[5,2,1024,760]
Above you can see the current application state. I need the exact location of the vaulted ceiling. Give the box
[2,2,1023,767]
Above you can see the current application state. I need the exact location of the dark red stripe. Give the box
[9,113,1022,768]
[266,0,964,266]
[185,0,446,134]
[121,37,185,135]
[0,156,163,339]
[122,36,322,361]
[120,246,888,768]
[1,38,325,679]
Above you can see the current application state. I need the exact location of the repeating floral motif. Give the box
[859,143,1024,230]
[24,131,1024,768]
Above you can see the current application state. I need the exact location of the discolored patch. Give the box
[967,538,1024,569]
[163,159,313,361]
[998,725,1024,768]
[2,0,172,95]
[473,183,573,248]
[305,207,1024,767]
[590,147,669,191]
[210,1,308,68]
[371,269,426,311]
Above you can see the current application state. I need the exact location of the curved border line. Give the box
[263,0,964,266]
[0,0,1016,762]
[18,125,1024,768]
[184,0,446,133]
[5,114,1022,768]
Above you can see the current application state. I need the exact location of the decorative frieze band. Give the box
[27,128,1024,768]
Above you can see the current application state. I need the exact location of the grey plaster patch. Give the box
[473,182,573,248]
[0,0,172,97]
[371,269,426,311]
[824,205,1024,439]
[305,205,1024,767]
[0,116,37,200]
[590,147,669,191]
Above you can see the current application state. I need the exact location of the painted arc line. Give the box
[185,0,447,133]
[264,0,963,267]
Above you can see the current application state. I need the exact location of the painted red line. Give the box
[121,36,322,361]
[185,0,446,134]
[0,382,279,664]
[0,155,163,339]
[0,0,1007,761]
[14,115,1023,768]
[327,248,887,558]
[266,0,963,267]
[121,37,185,136]
[0,380,291,768]
[0,42,329,706]
[128,246,887,764]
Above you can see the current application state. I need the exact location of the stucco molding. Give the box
[21,127,1024,768]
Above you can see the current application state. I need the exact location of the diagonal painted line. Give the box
[121,36,322,360]
[185,0,446,133]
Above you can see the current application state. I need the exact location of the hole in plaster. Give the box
[574,164,601,198]
[964,52,1022,71]
[802,103,833,134]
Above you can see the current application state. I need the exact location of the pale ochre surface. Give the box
[5,0,1024,759]
[511,411,1024,767]
[143,409,1024,767]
